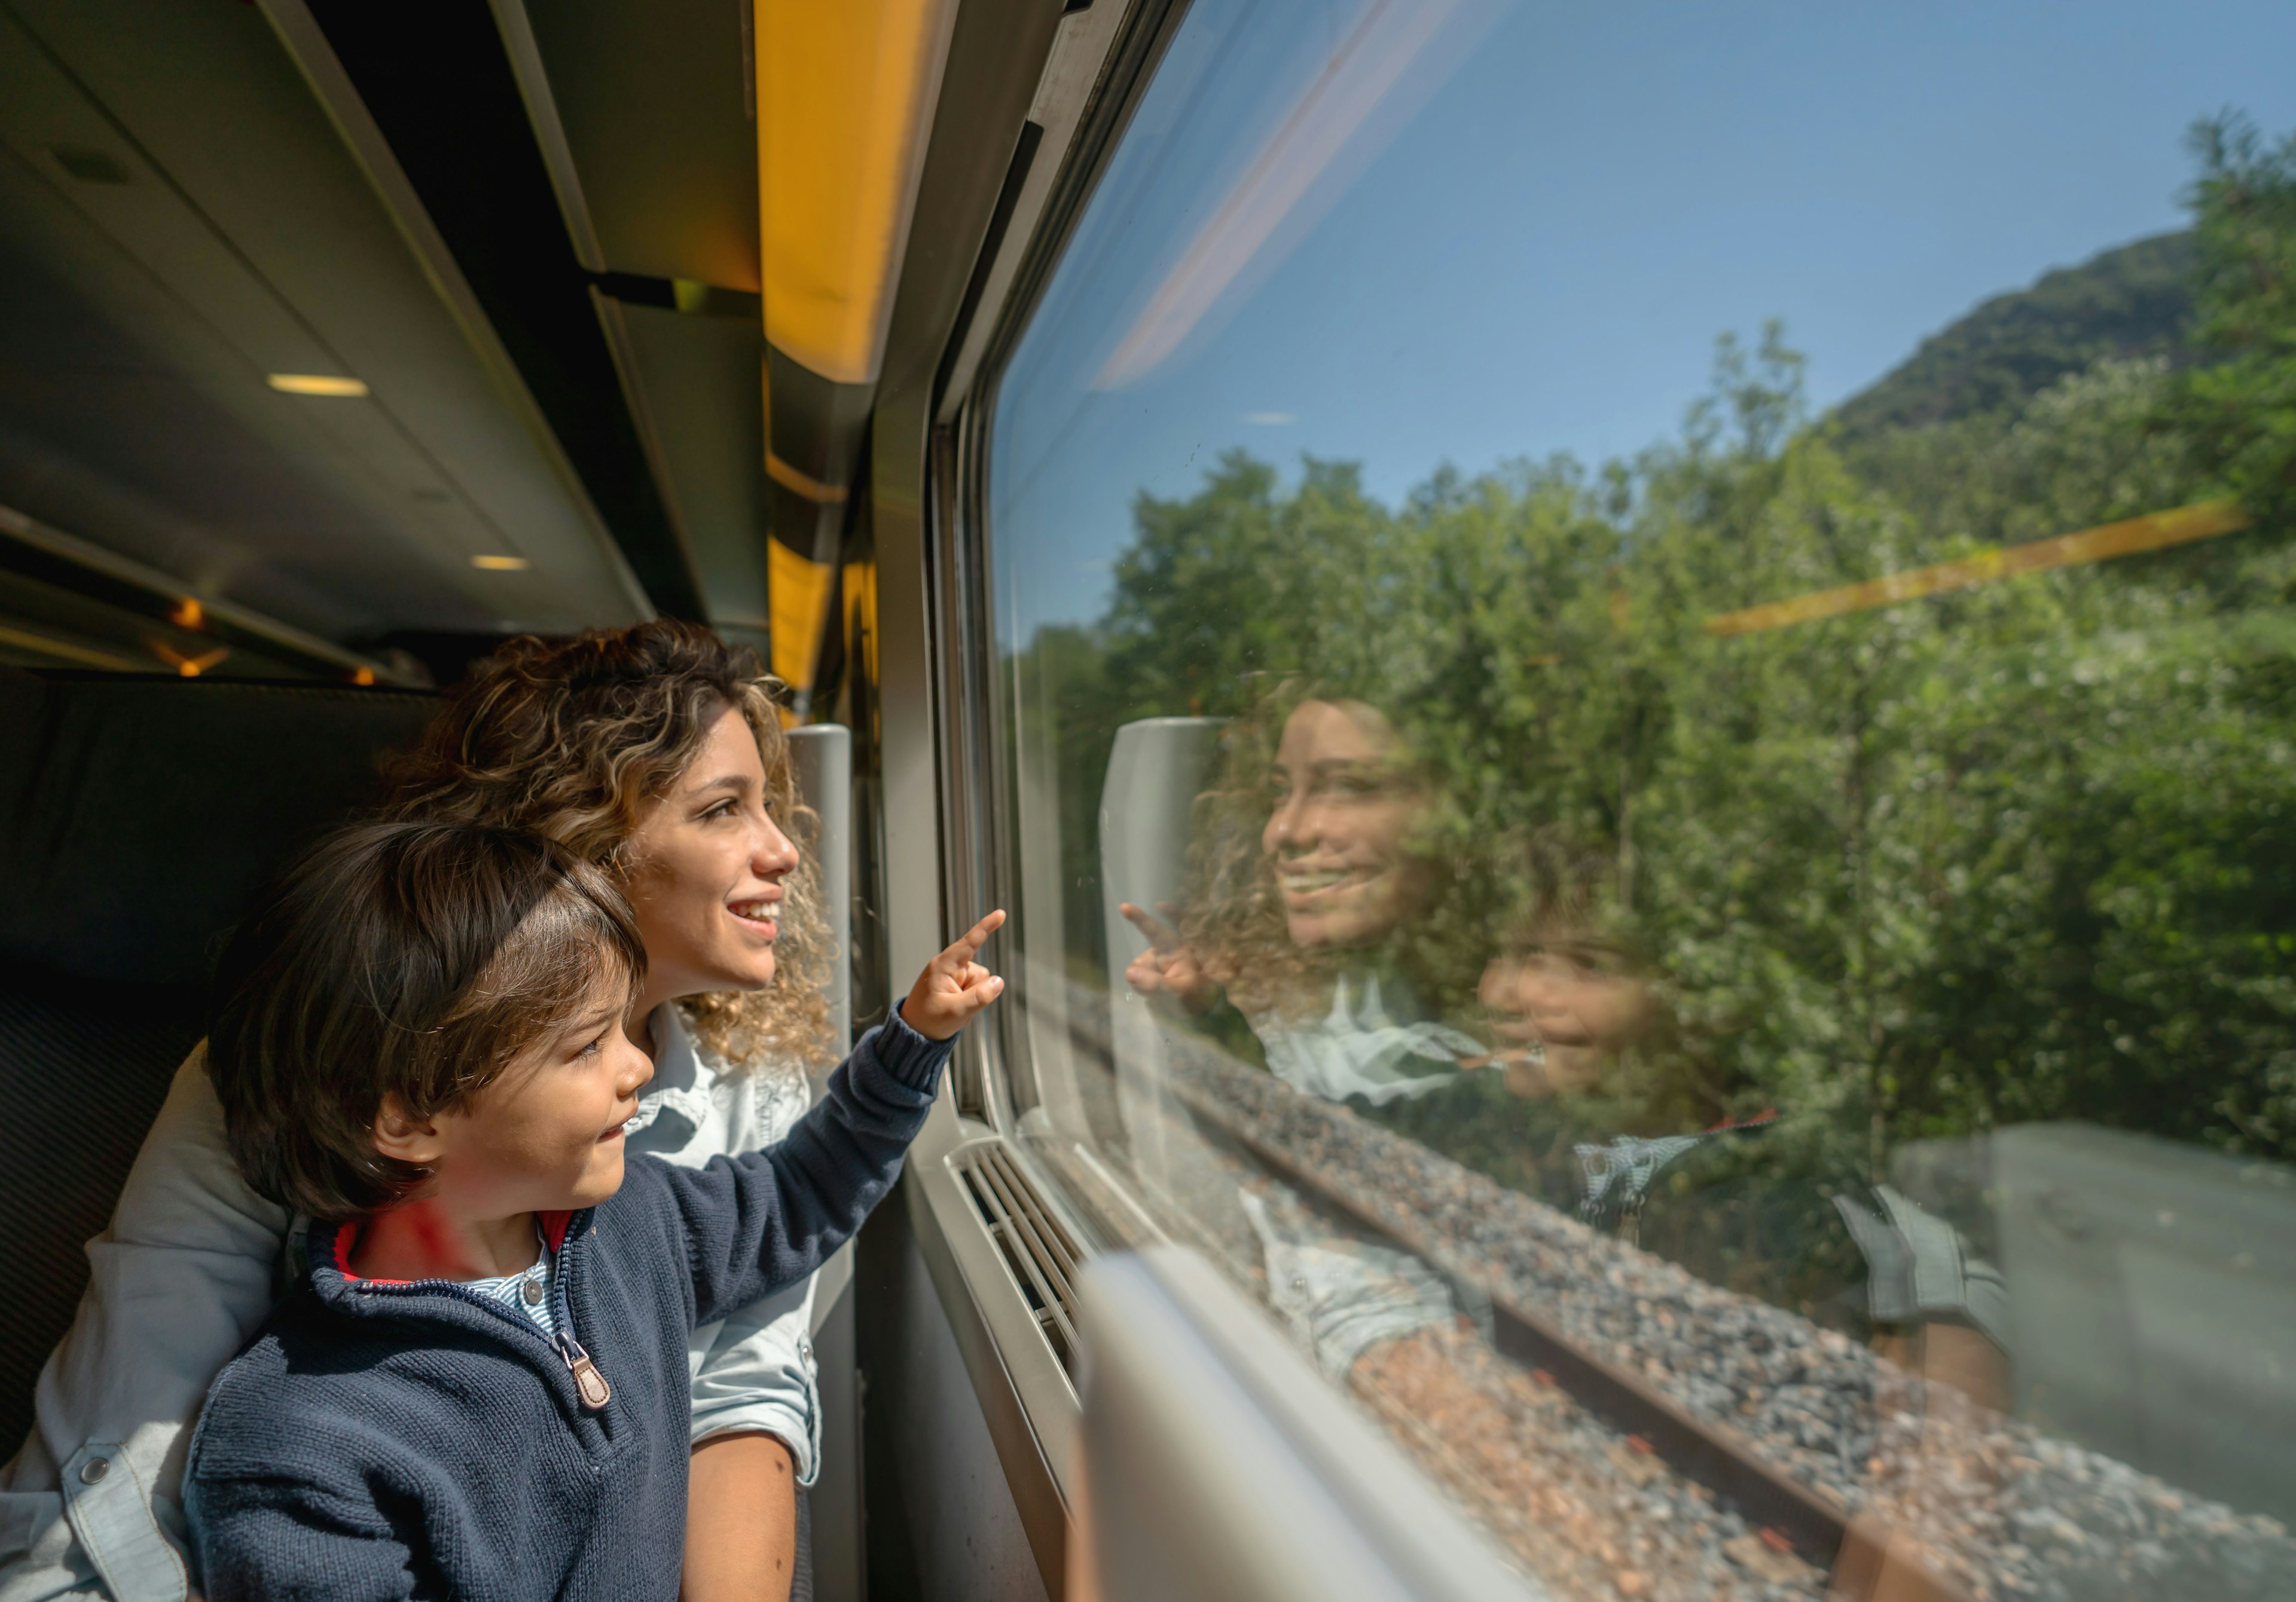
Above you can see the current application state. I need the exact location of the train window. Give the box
[978,1,2296,1595]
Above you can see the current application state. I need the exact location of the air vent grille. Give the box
[954,1143,1083,1371]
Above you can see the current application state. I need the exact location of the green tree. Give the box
[1000,114,2296,1322]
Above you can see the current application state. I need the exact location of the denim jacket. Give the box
[0,1005,823,1601]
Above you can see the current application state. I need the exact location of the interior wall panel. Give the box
[857,1184,1052,1602]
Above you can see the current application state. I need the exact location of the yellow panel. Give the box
[1706,500,2252,637]
[768,534,833,695]
[755,0,951,385]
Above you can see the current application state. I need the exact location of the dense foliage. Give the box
[1006,117,2296,1320]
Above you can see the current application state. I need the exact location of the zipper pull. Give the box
[556,1333,611,1411]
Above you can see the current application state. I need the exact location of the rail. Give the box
[1174,1086,1960,1600]
[1040,990,1977,1600]
[1029,980,2295,1601]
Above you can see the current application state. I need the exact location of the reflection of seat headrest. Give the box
[0,668,436,985]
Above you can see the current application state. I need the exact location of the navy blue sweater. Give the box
[184,1014,952,1601]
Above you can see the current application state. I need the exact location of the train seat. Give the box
[0,669,433,1455]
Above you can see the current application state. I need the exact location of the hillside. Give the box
[1832,230,2197,439]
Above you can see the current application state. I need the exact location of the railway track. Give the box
[1034,982,2296,1601]
[1180,1087,1952,1600]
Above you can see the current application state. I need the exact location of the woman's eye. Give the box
[701,799,737,820]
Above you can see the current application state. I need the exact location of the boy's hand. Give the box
[903,910,1007,1040]
[1119,901,1220,1014]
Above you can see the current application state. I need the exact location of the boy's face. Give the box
[422,968,657,1218]
[1480,943,1654,1096]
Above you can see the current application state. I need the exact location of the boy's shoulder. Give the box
[604,1147,694,1234]
[190,1278,560,1488]
[190,1288,411,1487]
[611,1144,759,1212]
[600,1147,747,1259]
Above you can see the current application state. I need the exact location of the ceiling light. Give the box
[267,374,369,398]
[151,641,229,677]
[471,554,531,571]
[755,0,958,386]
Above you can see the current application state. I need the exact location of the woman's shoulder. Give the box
[692,1034,814,1149]
[112,1041,292,1249]
[648,1002,815,1154]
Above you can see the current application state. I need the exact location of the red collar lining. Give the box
[330,1210,573,1284]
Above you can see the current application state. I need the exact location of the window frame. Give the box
[929,0,1200,1165]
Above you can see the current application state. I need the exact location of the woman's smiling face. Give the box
[619,702,799,1010]
[1261,699,1430,950]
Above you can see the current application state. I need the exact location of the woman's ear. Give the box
[372,1095,447,1166]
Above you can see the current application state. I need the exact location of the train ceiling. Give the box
[0,0,959,686]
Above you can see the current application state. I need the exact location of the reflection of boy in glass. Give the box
[1375,836,1749,1239]
[1472,848,2015,1421]
[1480,938,1655,1100]
[1476,834,1659,1101]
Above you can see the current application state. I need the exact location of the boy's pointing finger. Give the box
[948,909,1007,959]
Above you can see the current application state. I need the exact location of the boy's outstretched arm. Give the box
[657,913,1006,1327]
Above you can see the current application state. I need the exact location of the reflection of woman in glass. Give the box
[1122,688,1490,1106]
[1118,683,1496,1378]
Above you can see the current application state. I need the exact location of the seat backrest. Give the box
[0,669,435,1455]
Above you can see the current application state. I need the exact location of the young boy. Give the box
[183,820,1003,1600]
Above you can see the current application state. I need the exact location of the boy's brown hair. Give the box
[207,820,646,1221]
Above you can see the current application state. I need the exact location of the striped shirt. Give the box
[462,1225,558,1337]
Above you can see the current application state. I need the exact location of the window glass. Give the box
[987,2,2296,1595]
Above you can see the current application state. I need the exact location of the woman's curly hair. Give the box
[381,621,835,1071]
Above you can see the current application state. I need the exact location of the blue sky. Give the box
[991,0,2296,638]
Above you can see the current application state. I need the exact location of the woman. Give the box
[1118,684,1496,1378]
[0,622,834,1602]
